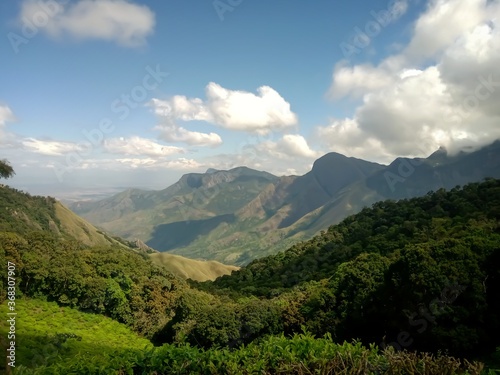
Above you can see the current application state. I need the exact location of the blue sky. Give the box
[1,0,499,199]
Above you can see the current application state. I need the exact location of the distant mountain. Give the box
[70,141,500,266]
[70,167,278,250]
[0,185,237,281]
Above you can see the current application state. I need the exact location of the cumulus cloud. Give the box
[0,105,15,127]
[150,82,298,135]
[256,134,321,160]
[113,157,201,170]
[403,0,487,61]
[154,124,222,147]
[49,156,203,171]
[19,0,155,46]
[199,133,318,178]
[0,105,18,148]
[104,136,184,157]
[328,63,395,99]
[21,138,86,156]
[321,0,500,162]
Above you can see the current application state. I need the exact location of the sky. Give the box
[1,0,499,199]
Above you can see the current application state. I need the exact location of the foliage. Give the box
[0,299,152,373]
[0,185,59,234]
[0,230,185,338]
[10,329,485,375]
[2,179,500,373]
[0,159,15,179]
[196,180,500,357]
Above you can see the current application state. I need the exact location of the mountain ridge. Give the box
[69,140,500,265]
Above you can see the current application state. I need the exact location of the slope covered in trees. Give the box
[2,177,500,373]
[190,179,500,359]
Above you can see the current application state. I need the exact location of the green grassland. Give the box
[0,299,152,373]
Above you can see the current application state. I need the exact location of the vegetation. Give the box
[2,175,500,373]
[70,141,500,265]
[0,299,152,372]
[0,159,15,179]
[11,331,487,374]
[150,252,239,281]
[192,179,500,359]
[0,230,185,338]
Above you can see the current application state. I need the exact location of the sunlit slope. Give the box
[0,299,152,373]
[150,252,239,281]
[54,202,121,247]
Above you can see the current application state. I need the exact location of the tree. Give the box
[0,159,15,179]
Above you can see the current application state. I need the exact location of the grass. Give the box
[150,252,239,281]
[0,298,152,373]
[54,202,119,247]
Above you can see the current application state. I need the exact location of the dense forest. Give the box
[1,179,500,373]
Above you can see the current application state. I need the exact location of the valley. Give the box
[71,141,500,265]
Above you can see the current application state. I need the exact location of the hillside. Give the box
[0,185,238,281]
[191,179,500,359]
[0,300,484,374]
[70,141,500,265]
[0,185,118,248]
[150,252,239,281]
[71,166,277,243]
[0,299,153,372]
[2,178,499,373]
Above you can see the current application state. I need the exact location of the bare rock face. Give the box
[134,239,157,253]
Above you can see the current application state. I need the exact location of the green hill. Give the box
[70,167,278,242]
[192,179,500,359]
[1,177,499,373]
[0,185,122,248]
[150,252,239,281]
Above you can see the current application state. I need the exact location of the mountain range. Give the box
[0,185,237,281]
[70,140,500,265]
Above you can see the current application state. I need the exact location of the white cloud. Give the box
[0,105,16,145]
[0,105,15,127]
[328,63,395,99]
[154,124,222,147]
[150,82,298,135]
[104,136,184,156]
[21,138,86,156]
[321,0,500,162]
[50,156,203,171]
[200,134,318,177]
[114,157,201,170]
[403,0,486,61]
[19,0,155,46]
[256,134,321,160]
